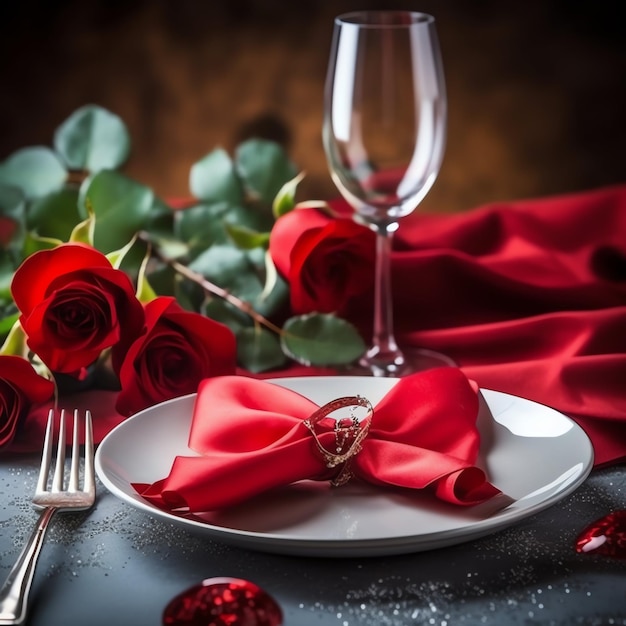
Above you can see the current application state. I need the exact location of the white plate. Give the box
[95,377,594,557]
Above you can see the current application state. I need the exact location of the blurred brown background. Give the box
[1,0,624,213]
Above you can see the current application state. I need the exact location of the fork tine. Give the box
[52,409,67,493]
[36,409,55,495]
[69,409,80,492]
[83,410,95,497]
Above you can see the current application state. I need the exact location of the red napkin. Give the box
[135,367,504,512]
[270,184,626,467]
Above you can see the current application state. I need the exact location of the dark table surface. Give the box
[0,455,625,626]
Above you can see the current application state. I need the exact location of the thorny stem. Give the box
[139,232,283,336]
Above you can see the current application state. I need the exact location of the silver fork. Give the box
[0,409,95,625]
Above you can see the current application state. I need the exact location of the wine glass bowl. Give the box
[323,10,453,375]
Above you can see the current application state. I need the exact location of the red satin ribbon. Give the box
[135,368,504,512]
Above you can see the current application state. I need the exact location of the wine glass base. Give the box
[341,347,457,378]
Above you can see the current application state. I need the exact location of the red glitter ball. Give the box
[163,577,283,626]
[575,510,626,558]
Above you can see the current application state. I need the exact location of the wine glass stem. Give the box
[362,224,405,373]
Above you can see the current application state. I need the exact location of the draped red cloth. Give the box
[135,368,505,512]
[6,185,626,469]
[269,184,626,467]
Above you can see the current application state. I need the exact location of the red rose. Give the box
[269,208,376,318]
[0,356,55,449]
[114,296,236,416]
[10,243,145,378]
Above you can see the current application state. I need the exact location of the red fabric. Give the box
[269,185,626,467]
[135,368,503,511]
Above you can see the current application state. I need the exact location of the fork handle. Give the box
[0,507,57,625]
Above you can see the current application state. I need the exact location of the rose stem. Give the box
[139,232,283,335]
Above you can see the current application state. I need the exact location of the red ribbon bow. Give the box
[135,368,505,512]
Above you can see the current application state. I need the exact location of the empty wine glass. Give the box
[323,11,454,376]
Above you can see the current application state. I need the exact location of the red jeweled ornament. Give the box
[163,577,283,626]
[575,511,626,559]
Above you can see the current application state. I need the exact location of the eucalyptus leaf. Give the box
[54,105,131,172]
[145,196,175,239]
[0,184,26,261]
[0,184,25,222]
[189,244,258,294]
[190,244,288,319]
[189,148,243,206]
[0,147,66,198]
[235,139,297,207]
[203,298,251,333]
[236,326,288,373]
[175,201,269,257]
[79,170,154,253]
[281,313,365,366]
[28,187,81,241]
[142,263,177,298]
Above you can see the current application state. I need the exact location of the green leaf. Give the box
[189,148,243,205]
[0,147,66,198]
[0,253,17,301]
[54,104,131,172]
[235,139,297,206]
[0,184,26,260]
[272,171,305,218]
[260,250,279,300]
[224,222,270,250]
[135,248,157,304]
[0,311,18,341]
[27,187,81,241]
[147,233,190,261]
[176,202,272,257]
[0,318,26,357]
[0,184,25,222]
[281,313,366,367]
[78,170,154,253]
[189,244,288,319]
[105,234,138,269]
[22,232,62,257]
[69,213,95,246]
[203,298,250,333]
[145,196,175,239]
[236,326,288,373]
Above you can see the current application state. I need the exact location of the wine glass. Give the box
[323,10,454,376]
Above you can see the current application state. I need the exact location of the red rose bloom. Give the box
[10,243,145,378]
[0,356,55,449]
[114,296,237,416]
[269,208,376,318]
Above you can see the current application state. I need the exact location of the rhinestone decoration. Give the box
[575,510,626,558]
[163,577,283,626]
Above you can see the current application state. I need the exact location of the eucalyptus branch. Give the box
[138,231,283,335]
[66,169,89,186]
